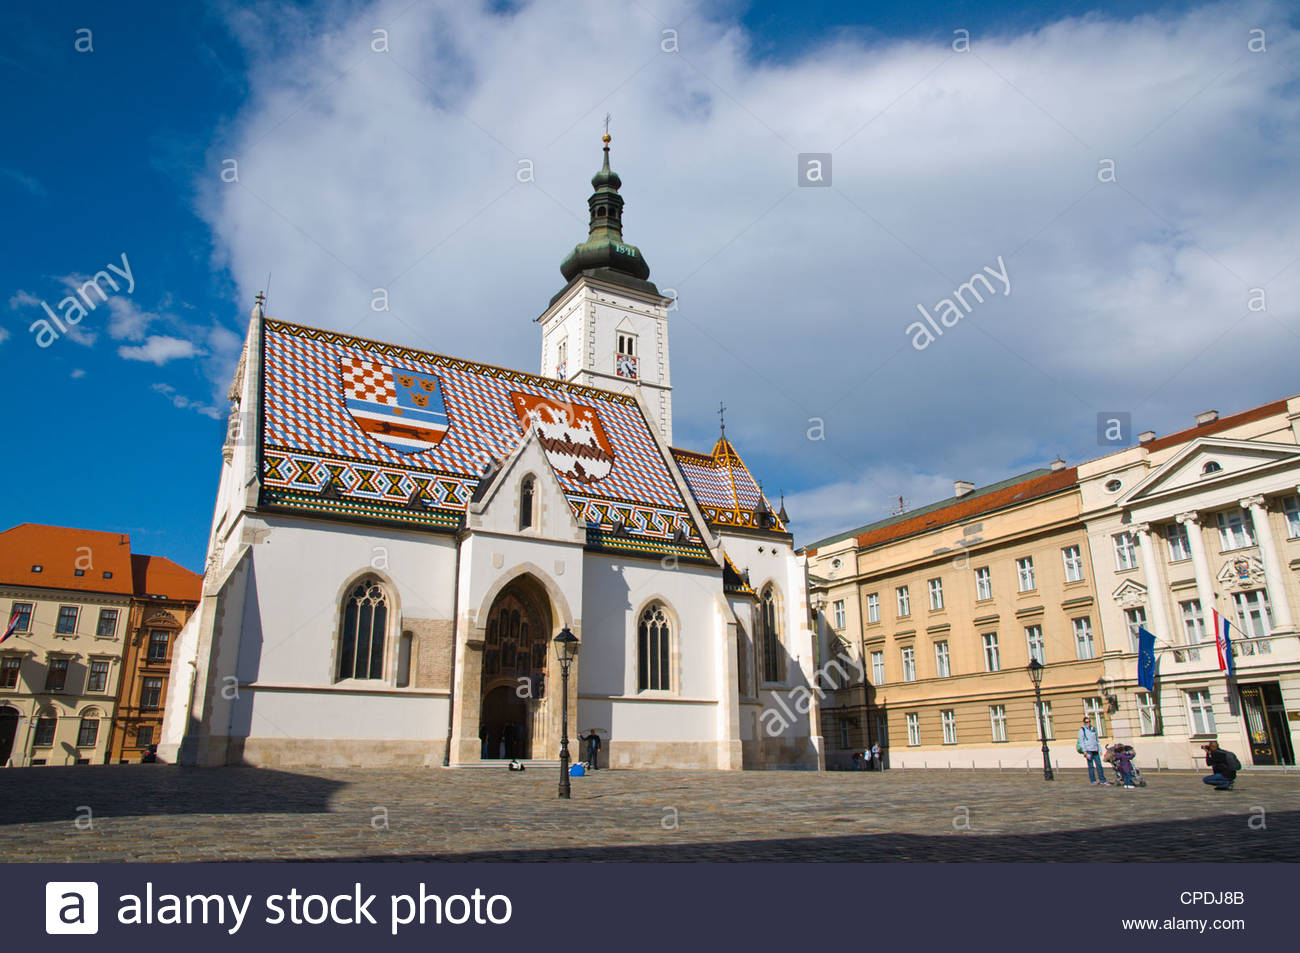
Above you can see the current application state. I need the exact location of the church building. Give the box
[159,134,823,770]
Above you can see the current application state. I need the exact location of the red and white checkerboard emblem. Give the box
[341,358,397,403]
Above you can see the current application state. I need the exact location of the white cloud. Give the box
[8,290,40,310]
[0,167,44,196]
[70,368,86,378]
[200,0,1300,534]
[0,327,9,345]
[103,296,159,342]
[118,335,204,365]
[151,382,223,419]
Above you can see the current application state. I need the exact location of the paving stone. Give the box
[0,765,1295,862]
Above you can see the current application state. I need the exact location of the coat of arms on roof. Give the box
[340,357,450,454]
[510,391,614,483]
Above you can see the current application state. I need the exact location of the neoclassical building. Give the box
[1079,398,1299,768]
[159,136,821,770]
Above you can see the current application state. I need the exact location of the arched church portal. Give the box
[479,577,552,759]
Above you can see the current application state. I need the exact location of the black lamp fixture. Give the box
[1026,658,1054,781]
[554,627,579,799]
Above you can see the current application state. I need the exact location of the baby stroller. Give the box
[1104,743,1146,787]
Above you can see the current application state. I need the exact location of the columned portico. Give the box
[1176,511,1218,637]
[1134,523,1172,643]
[1241,495,1295,633]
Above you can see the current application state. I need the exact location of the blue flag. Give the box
[1137,626,1157,692]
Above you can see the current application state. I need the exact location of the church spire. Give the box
[560,124,653,286]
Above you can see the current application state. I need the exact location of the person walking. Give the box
[1201,741,1239,790]
[871,742,882,772]
[1077,716,1109,785]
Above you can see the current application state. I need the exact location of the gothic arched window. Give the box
[760,585,784,683]
[520,476,535,530]
[337,578,389,681]
[638,603,672,692]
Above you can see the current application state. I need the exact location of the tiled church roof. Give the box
[672,436,788,535]
[258,320,711,563]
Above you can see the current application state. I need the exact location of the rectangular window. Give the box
[982,632,1001,672]
[927,578,944,611]
[1217,509,1256,550]
[1124,606,1147,653]
[866,593,880,624]
[1136,691,1160,736]
[1061,545,1084,582]
[76,718,99,748]
[136,725,154,748]
[1016,557,1035,592]
[0,656,20,689]
[1073,617,1096,660]
[1180,599,1206,643]
[95,609,119,637]
[146,629,170,661]
[1166,522,1192,561]
[87,659,110,693]
[833,599,846,630]
[1113,532,1139,571]
[1034,701,1055,740]
[1284,496,1300,539]
[901,646,916,682]
[7,602,33,633]
[1186,688,1216,735]
[140,677,163,710]
[33,716,56,747]
[934,640,950,678]
[941,709,957,745]
[43,657,69,692]
[1024,625,1045,664]
[55,606,79,635]
[896,586,910,617]
[1083,697,1107,736]
[871,651,885,685]
[1232,589,1273,638]
[974,567,992,601]
[837,719,850,750]
[989,705,1007,743]
[906,713,920,747]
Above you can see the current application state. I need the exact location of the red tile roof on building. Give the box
[1139,398,1291,453]
[0,523,135,595]
[131,554,201,603]
[852,466,1078,550]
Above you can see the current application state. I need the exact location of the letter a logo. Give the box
[45,882,99,934]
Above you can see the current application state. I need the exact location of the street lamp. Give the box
[1027,658,1054,781]
[554,627,579,799]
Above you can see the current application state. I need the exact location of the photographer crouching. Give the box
[1201,740,1240,791]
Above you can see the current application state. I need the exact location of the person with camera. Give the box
[1201,740,1239,790]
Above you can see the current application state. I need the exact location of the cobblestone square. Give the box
[1,765,1296,862]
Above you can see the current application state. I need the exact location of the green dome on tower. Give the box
[559,132,655,290]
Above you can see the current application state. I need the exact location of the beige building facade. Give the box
[806,465,1112,770]
[1080,397,1300,769]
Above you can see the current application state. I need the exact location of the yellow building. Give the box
[805,464,1110,771]
[0,525,135,766]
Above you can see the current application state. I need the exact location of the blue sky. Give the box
[2,0,1297,568]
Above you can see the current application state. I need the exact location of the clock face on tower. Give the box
[615,353,638,379]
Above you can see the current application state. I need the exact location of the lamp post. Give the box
[554,627,579,799]
[1027,658,1054,781]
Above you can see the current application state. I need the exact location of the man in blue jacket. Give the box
[1078,716,1110,785]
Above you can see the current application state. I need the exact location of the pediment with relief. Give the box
[1111,578,1148,609]
[1216,555,1265,591]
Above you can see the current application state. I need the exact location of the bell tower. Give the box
[537,127,673,443]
